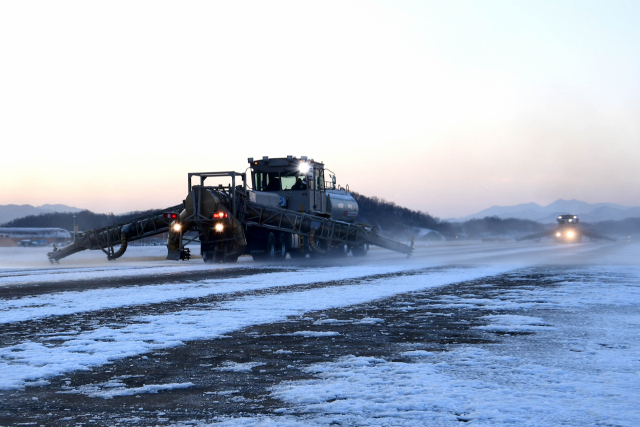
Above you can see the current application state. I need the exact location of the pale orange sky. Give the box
[1,1,639,219]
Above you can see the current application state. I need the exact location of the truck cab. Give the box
[248,156,358,222]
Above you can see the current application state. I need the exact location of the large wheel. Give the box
[225,255,239,263]
[202,251,215,263]
[332,243,349,258]
[265,232,277,261]
[309,233,328,258]
[352,243,369,257]
[252,253,266,261]
[276,234,287,259]
[214,251,226,263]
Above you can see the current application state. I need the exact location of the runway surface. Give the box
[0,241,638,426]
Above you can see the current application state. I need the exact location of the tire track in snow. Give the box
[0,265,429,348]
[0,242,600,320]
[0,264,515,390]
[0,265,419,324]
[0,266,288,298]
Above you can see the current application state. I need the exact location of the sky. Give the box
[0,0,639,219]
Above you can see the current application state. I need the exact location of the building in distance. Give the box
[0,228,72,247]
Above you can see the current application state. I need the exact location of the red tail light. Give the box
[163,213,178,219]
[213,212,228,219]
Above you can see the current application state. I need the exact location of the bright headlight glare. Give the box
[215,223,224,232]
[173,223,181,232]
[567,231,575,238]
[299,162,310,174]
[556,232,561,237]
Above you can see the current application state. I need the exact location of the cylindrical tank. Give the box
[326,190,359,223]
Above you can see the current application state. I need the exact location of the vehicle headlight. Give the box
[173,223,181,232]
[567,231,574,238]
[215,223,224,232]
[556,232,561,237]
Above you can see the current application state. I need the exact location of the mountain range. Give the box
[0,204,85,225]
[2,199,639,227]
[448,199,640,224]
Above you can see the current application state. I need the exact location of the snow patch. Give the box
[0,265,513,390]
[291,331,340,337]
[61,380,193,399]
[213,362,265,373]
[0,265,418,324]
[477,315,555,333]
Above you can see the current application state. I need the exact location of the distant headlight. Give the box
[173,223,181,232]
[556,232,561,237]
[567,231,575,238]
[215,223,224,232]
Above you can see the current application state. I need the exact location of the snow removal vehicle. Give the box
[517,214,615,243]
[48,156,414,263]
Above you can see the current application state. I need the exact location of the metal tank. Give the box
[326,190,359,223]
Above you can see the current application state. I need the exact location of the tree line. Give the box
[351,192,454,235]
[2,194,638,239]
[1,209,159,231]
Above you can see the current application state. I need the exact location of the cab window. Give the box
[281,171,307,191]
[316,169,324,191]
[253,172,281,192]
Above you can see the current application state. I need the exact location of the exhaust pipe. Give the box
[308,228,326,254]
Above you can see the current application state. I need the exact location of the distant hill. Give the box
[0,195,452,245]
[585,217,640,237]
[5,196,636,241]
[0,204,84,224]
[448,199,640,224]
[351,192,454,237]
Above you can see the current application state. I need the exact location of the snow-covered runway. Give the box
[0,241,638,426]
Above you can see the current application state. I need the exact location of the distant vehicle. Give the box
[19,239,48,247]
[517,214,615,243]
[553,215,583,243]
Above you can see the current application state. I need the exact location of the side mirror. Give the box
[332,176,336,184]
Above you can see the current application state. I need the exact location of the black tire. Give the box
[252,253,266,261]
[213,251,222,263]
[276,234,287,259]
[225,255,239,263]
[332,243,349,258]
[352,243,369,257]
[266,233,277,261]
[202,251,215,263]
